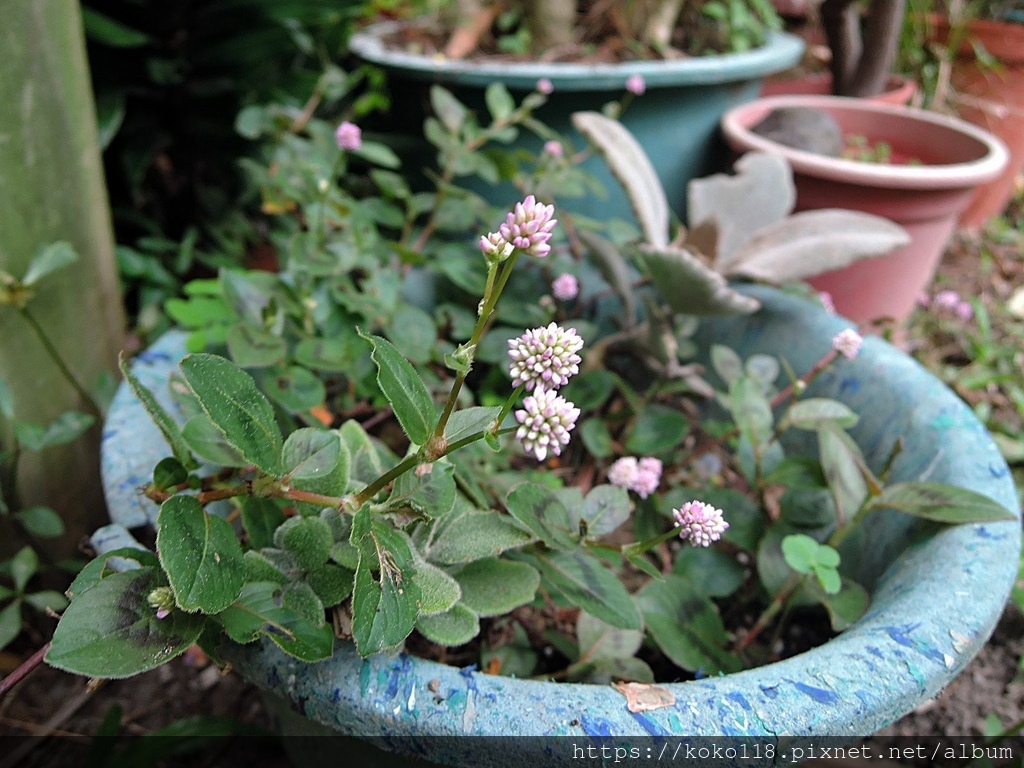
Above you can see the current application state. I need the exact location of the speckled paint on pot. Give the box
[99,286,1021,764]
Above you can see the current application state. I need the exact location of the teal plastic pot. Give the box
[348,21,803,225]
[100,286,1019,761]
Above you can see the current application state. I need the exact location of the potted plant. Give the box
[916,4,1024,226]
[720,94,1009,324]
[346,1,804,224]
[42,91,1018,762]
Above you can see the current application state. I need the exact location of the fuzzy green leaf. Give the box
[454,558,539,617]
[350,505,420,655]
[577,611,643,661]
[533,550,642,630]
[625,404,688,456]
[46,568,204,678]
[181,415,248,467]
[426,510,536,565]
[505,484,577,550]
[818,425,868,525]
[156,496,245,613]
[783,398,859,431]
[218,581,334,661]
[359,332,437,446]
[416,603,479,646]
[274,516,333,572]
[67,547,160,600]
[179,354,283,475]
[283,428,341,481]
[576,485,631,538]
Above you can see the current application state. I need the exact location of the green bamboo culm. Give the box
[0,0,126,558]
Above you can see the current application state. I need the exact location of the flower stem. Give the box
[18,307,102,416]
[736,572,805,652]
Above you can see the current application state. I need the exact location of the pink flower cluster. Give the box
[480,195,557,259]
[551,273,578,301]
[335,121,362,151]
[508,323,583,392]
[673,500,729,547]
[831,328,863,360]
[515,388,581,462]
[920,289,974,321]
[607,456,663,499]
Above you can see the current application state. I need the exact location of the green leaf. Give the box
[282,428,341,481]
[710,345,743,386]
[672,547,745,598]
[728,376,773,451]
[242,550,288,584]
[870,482,1017,523]
[426,509,536,565]
[430,86,469,132]
[15,412,95,452]
[389,305,437,365]
[576,611,643,661]
[225,324,286,368]
[306,564,354,607]
[181,415,248,467]
[179,354,283,475]
[636,575,739,674]
[14,507,64,538]
[260,365,326,413]
[505,484,577,550]
[67,548,160,600]
[625,404,688,455]
[81,8,150,47]
[359,332,437,446]
[274,516,333,572]
[10,546,38,592]
[579,418,614,459]
[22,242,78,286]
[0,601,21,650]
[46,568,204,678]
[485,82,515,121]
[575,485,631,538]
[153,457,189,491]
[350,505,421,655]
[636,243,760,316]
[156,496,245,613]
[784,398,859,431]
[561,370,616,411]
[218,582,334,661]
[281,581,325,626]
[454,558,539,617]
[533,550,642,630]
[818,425,868,525]
[24,590,68,612]
[780,533,818,573]
[416,603,479,646]
[240,498,286,551]
[411,557,461,617]
[352,140,401,169]
[444,406,501,445]
[119,352,198,470]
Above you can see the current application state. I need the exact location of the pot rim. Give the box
[348,19,805,90]
[101,286,1021,740]
[721,94,1010,190]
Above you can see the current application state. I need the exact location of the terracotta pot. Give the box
[928,16,1024,227]
[760,73,917,105]
[721,95,1008,324]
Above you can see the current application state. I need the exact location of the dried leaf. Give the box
[612,681,676,712]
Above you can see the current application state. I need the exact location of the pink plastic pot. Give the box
[721,95,1008,324]
[760,73,917,105]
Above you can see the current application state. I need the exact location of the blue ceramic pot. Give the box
[347,21,803,225]
[100,286,1019,761]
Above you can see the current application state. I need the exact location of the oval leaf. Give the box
[871,482,1017,523]
[359,332,437,446]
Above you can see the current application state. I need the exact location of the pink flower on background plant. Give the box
[955,300,974,321]
[537,78,554,95]
[334,121,362,151]
[551,273,578,301]
[607,456,662,499]
[626,74,646,95]
[916,291,931,308]
[499,194,557,258]
[831,328,863,360]
[819,292,835,313]
[543,140,564,158]
[515,388,580,462]
[508,323,583,391]
[673,500,728,547]
[933,290,960,311]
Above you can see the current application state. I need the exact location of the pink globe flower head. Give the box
[537,78,554,95]
[955,300,974,321]
[508,322,584,392]
[551,273,579,301]
[831,328,863,360]
[673,500,728,548]
[933,290,961,311]
[915,291,931,308]
[543,140,564,158]
[515,388,580,462]
[626,74,646,95]
[499,194,557,258]
[607,457,639,490]
[335,121,362,151]
[634,457,663,499]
